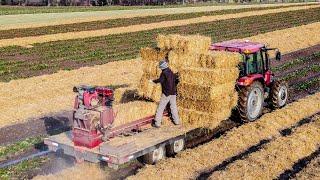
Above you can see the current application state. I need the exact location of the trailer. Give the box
[44,123,188,169]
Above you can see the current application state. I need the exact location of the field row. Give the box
[1,3,314,30]
[0,22,319,128]
[0,4,314,39]
[0,5,318,47]
[294,154,320,179]
[129,93,320,179]
[0,8,319,81]
[209,116,320,179]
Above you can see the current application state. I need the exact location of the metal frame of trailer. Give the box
[44,125,187,169]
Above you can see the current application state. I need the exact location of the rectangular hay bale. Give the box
[138,74,161,102]
[178,91,238,113]
[140,47,170,62]
[179,67,239,86]
[168,50,240,69]
[178,107,231,128]
[157,34,211,54]
[177,82,235,101]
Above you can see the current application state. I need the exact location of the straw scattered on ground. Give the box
[294,154,320,180]
[0,5,319,47]
[1,3,314,31]
[1,23,319,128]
[0,59,143,128]
[209,116,320,179]
[128,92,320,180]
[33,163,107,180]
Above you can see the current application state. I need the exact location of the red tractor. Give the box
[210,41,289,122]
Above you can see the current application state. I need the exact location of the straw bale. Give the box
[140,47,169,62]
[113,101,157,127]
[157,34,211,54]
[138,74,161,102]
[178,82,235,101]
[168,50,240,69]
[178,91,238,113]
[128,92,320,180]
[178,107,232,128]
[210,117,320,179]
[179,67,239,86]
[142,61,161,80]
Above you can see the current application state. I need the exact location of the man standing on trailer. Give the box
[150,59,180,128]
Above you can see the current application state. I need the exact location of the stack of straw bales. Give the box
[138,34,240,128]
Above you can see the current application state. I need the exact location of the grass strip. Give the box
[0,137,43,161]
[209,116,320,179]
[0,4,313,40]
[294,155,320,180]
[128,92,320,179]
[294,77,320,91]
[0,156,48,180]
[0,8,319,81]
[281,64,320,81]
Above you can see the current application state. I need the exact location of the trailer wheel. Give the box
[142,146,166,165]
[167,139,185,156]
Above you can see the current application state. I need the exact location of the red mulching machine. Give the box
[210,40,289,122]
[45,85,186,169]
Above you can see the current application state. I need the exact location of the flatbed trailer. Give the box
[44,124,190,169]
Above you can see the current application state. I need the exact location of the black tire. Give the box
[238,81,264,122]
[270,80,288,109]
[166,139,185,157]
[140,146,166,165]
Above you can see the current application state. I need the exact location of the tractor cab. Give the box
[210,41,288,122]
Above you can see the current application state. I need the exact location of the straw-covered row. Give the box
[138,34,240,128]
[294,153,320,180]
[128,92,320,180]
[210,115,320,179]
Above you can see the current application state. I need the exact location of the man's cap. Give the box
[159,60,168,70]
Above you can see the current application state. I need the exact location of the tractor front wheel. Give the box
[271,80,288,109]
[238,81,264,122]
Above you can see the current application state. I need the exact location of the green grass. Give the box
[295,77,320,91]
[0,157,48,180]
[281,64,320,81]
[273,51,320,72]
[0,3,313,39]
[0,137,43,161]
[0,7,319,81]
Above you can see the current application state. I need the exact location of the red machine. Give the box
[210,41,289,122]
[72,85,167,149]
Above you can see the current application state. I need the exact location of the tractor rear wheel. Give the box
[271,80,288,109]
[238,81,264,122]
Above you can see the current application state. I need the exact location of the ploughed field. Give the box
[0,4,319,180]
